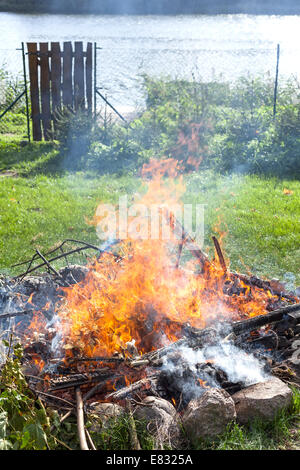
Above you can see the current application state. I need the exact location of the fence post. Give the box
[86,42,93,114]
[21,42,30,142]
[273,43,280,118]
[74,42,85,110]
[27,43,42,141]
[39,43,52,140]
[63,42,73,109]
[51,42,62,132]
[94,42,97,120]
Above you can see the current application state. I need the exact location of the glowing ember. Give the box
[197,378,209,389]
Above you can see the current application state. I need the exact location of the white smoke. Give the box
[202,342,270,386]
[161,338,270,402]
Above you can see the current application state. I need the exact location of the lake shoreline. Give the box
[1,0,300,16]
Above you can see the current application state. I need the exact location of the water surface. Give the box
[1,13,300,110]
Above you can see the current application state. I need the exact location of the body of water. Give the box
[1,13,300,111]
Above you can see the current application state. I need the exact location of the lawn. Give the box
[0,142,299,287]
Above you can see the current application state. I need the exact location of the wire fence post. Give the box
[273,43,280,118]
[21,42,31,142]
[94,42,97,121]
[93,43,127,124]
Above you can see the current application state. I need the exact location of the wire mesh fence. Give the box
[0,48,30,142]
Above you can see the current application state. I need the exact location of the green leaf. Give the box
[20,430,31,449]
[22,421,48,450]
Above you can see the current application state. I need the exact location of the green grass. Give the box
[0,143,300,284]
[185,172,300,285]
[0,141,60,173]
[0,143,299,285]
[0,111,28,142]
[0,171,138,273]
[61,388,299,450]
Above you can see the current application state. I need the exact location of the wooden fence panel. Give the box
[51,42,62,128]
[27,41,93,140]
[74,41,85,110]
[63,42,73,108]
[27,43,42,141]
[39,43,51,140]
[86,42,93,114]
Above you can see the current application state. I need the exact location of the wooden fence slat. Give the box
[74,41,85,110]
[27,43,42,141]
[51,42,61,128]
[39,43,52,140]
[63,42,73,108]
[85,42,93,114]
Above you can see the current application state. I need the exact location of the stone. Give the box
[182,388,236,442]
[232,377,293,425]
[89,402,124,430]
[134,396,180,447]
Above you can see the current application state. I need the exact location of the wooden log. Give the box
[63,42,73,108]
[0,309,52,322]
[50,42,62,130]
[232,303,300,336]
[0,309,36,320]
[106,375,159,401]
[27,43,42,141]
[39,43,52,140]
[85,42,93,114]
[231,272,297,301]
[49,368,115,391]
[74,41,85,110]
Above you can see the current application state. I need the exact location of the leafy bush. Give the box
[2,64,300,178]
[0,66,26,114]
[0,340,51,449]
[139,75,300,178]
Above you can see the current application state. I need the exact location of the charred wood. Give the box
[49,368,116,391]
[106,375,159,401]
[212,236,227,274]
[232,303,300,336]
[130,304,300,368]
[230,272,297,302]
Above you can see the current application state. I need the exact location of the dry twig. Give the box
[125,399,141,450]
[75,387,89,450]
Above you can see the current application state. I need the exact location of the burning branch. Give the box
[212,236,227,274]
[165,208,212,271]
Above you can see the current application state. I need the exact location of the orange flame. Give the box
[51,159,278,359]
[197,378,209,389]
